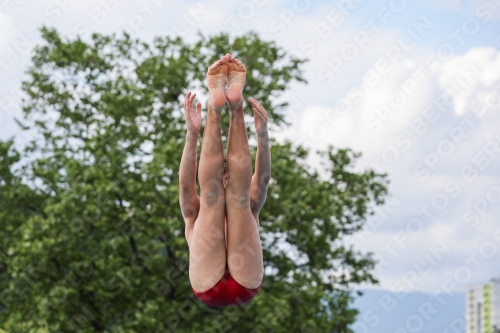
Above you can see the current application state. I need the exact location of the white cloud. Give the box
[0,11,15,48]
[437,47,500,116]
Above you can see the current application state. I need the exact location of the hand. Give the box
[249,97,268,137]
[184,92,202,133]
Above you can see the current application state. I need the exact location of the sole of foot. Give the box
[207,57,228,111]
[226,54,246,108]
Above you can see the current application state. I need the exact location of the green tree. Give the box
[0,27,388,332]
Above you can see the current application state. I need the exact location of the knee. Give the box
[225,191,250,207]
[228,154,252,170]
[201,179,225,203]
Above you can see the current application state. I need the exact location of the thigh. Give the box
[188,196,227,292]
[225,202,264,290]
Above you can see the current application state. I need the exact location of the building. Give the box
[467,278,500,333]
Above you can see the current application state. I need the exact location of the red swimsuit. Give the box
[191,268,262,307]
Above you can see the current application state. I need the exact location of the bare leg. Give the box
[225,54,264,289]
[189,58,228,292]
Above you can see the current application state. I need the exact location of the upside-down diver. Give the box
[179,53,271,307]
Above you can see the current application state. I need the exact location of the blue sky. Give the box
[1,0,500,327]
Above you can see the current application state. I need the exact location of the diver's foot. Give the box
[226,54,246,108]
[207,56,228,111]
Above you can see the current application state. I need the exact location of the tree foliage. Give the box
[0,27,388,332]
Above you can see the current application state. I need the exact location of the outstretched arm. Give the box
[249,98,271,214]
[179,92,201,224]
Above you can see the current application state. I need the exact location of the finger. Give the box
[186,98,193,116]
[188,94,196,108]
[253,104,268,122]
[184,92,190,115]
[254,99,264,110]
[196,102,202,115]
[259,104,268,117]
[249,97,259,105]
[253,107,260,122]
[253,99,267,116]
[249,97,257,107]
[250,97,263,111]
[253,106,263,119]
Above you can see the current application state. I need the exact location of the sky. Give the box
[1,0,500,317]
